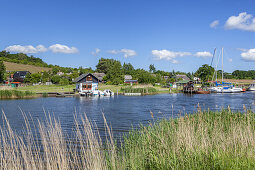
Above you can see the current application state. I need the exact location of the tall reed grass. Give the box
[0,108,255,169]
[121,87,157,94]
[120,108,255,169]
[0,90,34,99]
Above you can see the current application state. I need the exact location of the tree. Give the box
[123,63,134,75]
[96,58,115,74]
[106,61,123,85]
[0,61,6,82]
[51,75,61,84]
[149,64,156,73]
[195,64,215,82]
[30,73,42,83]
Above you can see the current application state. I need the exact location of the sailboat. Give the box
[209,48,243,93]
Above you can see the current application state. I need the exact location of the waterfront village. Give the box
[0,51,254,98]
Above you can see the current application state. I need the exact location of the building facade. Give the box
[73,73,99,93]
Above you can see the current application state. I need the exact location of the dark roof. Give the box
[73,73,99,83]
[124,75,132,80]
[176,74,190,81]
[93,73,106,81]
[124,80,138,83]
[14,71,30,76]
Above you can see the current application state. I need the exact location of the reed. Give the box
[0,90,34,99]
[121,87,157,94]
[0,109,255,169]
[120,109,255,169]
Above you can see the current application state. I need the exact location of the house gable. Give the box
[74,73,99,83]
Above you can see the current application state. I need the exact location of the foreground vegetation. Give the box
[0,90,34,98]
[0,109,255,169]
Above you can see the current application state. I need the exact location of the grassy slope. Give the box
[4,61,52,74]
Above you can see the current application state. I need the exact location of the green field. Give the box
[17,84,75,93]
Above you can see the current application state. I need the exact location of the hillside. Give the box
[4,61,52,74]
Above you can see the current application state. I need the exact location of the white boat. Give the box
[209,48,242,93]
[103,89,114,96]
[93,90,104,96]
[247,84,255,91]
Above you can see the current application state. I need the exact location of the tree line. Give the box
[0,51,254,84]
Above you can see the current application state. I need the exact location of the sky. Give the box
[1,0,255,73]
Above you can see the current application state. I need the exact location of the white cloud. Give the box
[91,48,101,56]
[120,49,136,58]
[108,49,137,58]
[210,20,219,28]
[36,45,48,52]
[152,49,191,63]
[195,51,213,58]
[225,12,255,31]
[5,45,47,53]
[108,50,119,54]
[237,48,248,52]
[241,49,255,61]
[49,44,79,53]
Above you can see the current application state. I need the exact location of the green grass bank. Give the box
[119,109,255,169]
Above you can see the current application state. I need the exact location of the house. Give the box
[73,73,99,93]
[56,72,64,76]
[13,71,30,83]
[176,74,190,81]
[124,75,138,85]
[163,76,169,80]
[93,73,106,83]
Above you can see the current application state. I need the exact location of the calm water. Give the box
[0,92,254,139]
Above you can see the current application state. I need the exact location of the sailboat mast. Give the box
[222,47,223,83]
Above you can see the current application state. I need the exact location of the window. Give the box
[86,76,92,81]
[87,84,92,89]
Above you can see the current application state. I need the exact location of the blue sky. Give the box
[1,0,255,73]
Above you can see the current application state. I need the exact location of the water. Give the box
[0,92,254,140]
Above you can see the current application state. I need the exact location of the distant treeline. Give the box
[0,51,254,85]
[225,70,255,80]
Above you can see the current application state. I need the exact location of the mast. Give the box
[222,47,223,84]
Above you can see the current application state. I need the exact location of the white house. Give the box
[73,73,99,93]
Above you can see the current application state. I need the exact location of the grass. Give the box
[121,86,157,94]
[4,61,52,74]
[0,90,35,98]
[0,108,255,169]
[120,108,255,169]
[99,84,171,94]
[17,84,75,93]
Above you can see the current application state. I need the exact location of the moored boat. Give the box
[196,89,211,94]
[247,83,255,91]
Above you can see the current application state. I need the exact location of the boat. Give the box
[209,48,242,93]
[196,89,211,94]
[93,90,104,96]
[103,89,114,96]
[247,83,255,91]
